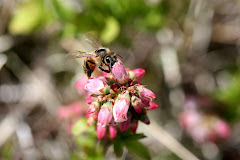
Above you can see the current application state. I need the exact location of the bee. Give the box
[68,33,118,78]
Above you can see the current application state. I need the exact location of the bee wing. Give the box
[67,50,97,59]
[85,33,103,49]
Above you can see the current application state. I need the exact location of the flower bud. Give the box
[97,102,113,127]
[131,96,144,113]
[85,78,110,94]
[97,125,106,139]
[75,75,88,95]
[86,111,98,126]
[87,101,100,114]
[119,117,131,132]
[109,125,118,139]
[113,92,130,122]
[130,120,138,133]
[214,120,231,139]
[129,68,145,80]
[147,102,159,110]
[85,95,96,105]
[136,86,156,105]
[112,61,129,84]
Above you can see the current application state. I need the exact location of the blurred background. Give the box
[0,0,240,159]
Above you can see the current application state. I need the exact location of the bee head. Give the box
[103,52,117,67]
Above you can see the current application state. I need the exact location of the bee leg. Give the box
[98,66,111,73]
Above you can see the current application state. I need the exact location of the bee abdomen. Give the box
[83,57,96,78]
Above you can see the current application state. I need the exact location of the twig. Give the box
[142,120,200,160]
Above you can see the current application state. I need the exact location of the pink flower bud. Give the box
[119,117,131,132]
[130,120,138,133]
[112,61,129,84]
[85,78,110,94]
[179,111,201,129]
[85,95,96,105]
[137,86,156,105]
[148,102,159,110]
[97,125,106,139]
[109,126,118,139]
[97,76,108,83]
[131,96,144,113]
[113,92,130,122]
[87,101,100,114]
[129,68,145,80]
[75,75,88,95]
[97,102,113,127]
[214,120,231,139]
[86,111,98,126]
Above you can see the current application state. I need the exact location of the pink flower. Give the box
[147,102,159,110]
[86,111,98,126]
[214,120,231,139]
[112,61,129,84]
[75,75,88,95]
[137,86,156,105]
[85,95,96,105]
[179,111,201,129]
[97,102,113,127]
[109,126,118,139]
[131,96,144,113]
[87,101,100,114]
[85,78,110,94]
[129,68,145,80]
[119,116,131,132]
[130,120,138,133]
[113,92,130,122]
[97,125,106,139]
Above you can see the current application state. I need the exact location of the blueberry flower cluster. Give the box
[82,60,158,139]
[179,97,231,143]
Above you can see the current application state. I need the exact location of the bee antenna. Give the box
[117,54,123,59]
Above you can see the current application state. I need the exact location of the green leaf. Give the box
[9,1,42,34]
[121,133,146,142]
[71,119,95,136]
[113,143,123,157]
[124,141,151,160]
[100,17,120,44]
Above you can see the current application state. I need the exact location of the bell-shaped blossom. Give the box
[97,125,106,139]
[129,68,145,80]
[130,120,138,133]
[119,117,131,132]
[131,96,144,113]
[85,95,96,105]
[113,92,130,122]
[86,111,98,126]
[97,102,113,127]
[147,102,159,110]
[85,78,110,94]
[112,61,129,84]
[137,86,156,105]
[109,126,118,139]
[75,75,88,95]
[87,101,100,114]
